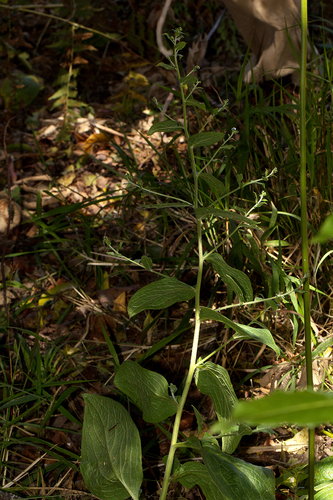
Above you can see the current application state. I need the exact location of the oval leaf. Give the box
[233,390,333,428]
[200,307,280,356]
[174,462,225,500]
[114,361,177,423]
[195,362,240,454]
[128,277,195,317]
[201,443,275,500]
[188,132,224,148]
[81,394,143,500]
[148,120,183,135]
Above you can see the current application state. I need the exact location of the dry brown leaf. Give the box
[113,291,126,313]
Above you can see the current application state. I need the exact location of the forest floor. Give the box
[1,1,333,499]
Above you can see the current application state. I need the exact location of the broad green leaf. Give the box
[196,207,258,226]
[186,98,207,111]
[201,443,275,500]
[200,307,280,356]
[114,361,177,423]
[314,483,333,500]
[200,173,226,196]
[128,277,195,317]
[313,457,333,486]
[188,132,224,148]
[174,461,226,500]
[233,390,333,428]
[195,362,240,454]
[148,120,183,135]
[206,253,253,302]
[141,255,153,271]
[81,394,142,500]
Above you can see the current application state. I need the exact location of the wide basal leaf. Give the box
[200,307,280,356]
[201,443,275,500]
[114,361,177,423]
[128,277,195,317]
[81,394,143,500]
[148,120,183,135]
[174,461,225,500]
[233,390,333,428]
[188,131,224,148]
[195,362,240,454]
[206,253,253,302]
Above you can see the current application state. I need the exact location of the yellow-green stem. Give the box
[300,0,314,499]
[159,58,204,500]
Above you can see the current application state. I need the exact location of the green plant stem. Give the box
[300,0,314,499]
[159,53,205,500]
[159,199,204,500]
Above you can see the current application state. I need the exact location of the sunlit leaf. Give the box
[233,390,333,428]
[201,443,275,500]
[148,120,183,135]
[200,307,280,356]
[128,277,195,317]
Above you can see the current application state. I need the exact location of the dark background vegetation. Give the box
[1,1,333,499]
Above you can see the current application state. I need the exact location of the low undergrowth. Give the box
[2,3,333,500]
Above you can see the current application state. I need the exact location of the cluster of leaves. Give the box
[3,2,333,500]
[79,29,331,500]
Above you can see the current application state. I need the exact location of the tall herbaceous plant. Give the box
[80,29,283,500]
